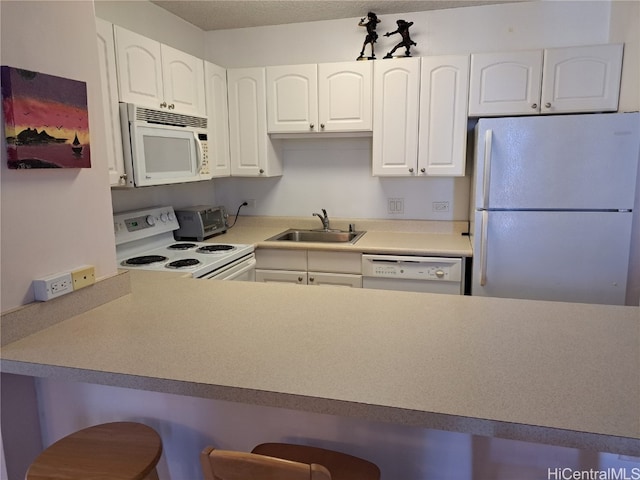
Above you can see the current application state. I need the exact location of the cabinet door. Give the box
[161,44,206,117]
[266,64,317,133]
[96,19,125,186]
[372,57,420,176]
[228,68,282,176]
[205,62,230,177]
[541,44,623,114]
[468,50,543,116]
[114,26,163,109]
[255,269,307,284]
[318,61,372,132]
[418,55,469,177]
[308,273,362,288]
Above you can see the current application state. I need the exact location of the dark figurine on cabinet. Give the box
[384,20,417,58]
[357,12,381,60]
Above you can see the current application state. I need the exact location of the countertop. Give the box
[206,216,473,256]
[2,270,639,455]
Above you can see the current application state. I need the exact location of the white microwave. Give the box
[119,103,212,187]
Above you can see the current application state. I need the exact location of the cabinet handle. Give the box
[119,173,127,180]
[409,167,414,173]
[160,102,167,108]
[545,102,551,108]
[259,168,264,174]
[310,123,315,130]
[320,124,325,129]
[420,167,426,173]
[298,276,304,283]
[168,104,175,110]
[531,103,537,109]
[309,276,315,283]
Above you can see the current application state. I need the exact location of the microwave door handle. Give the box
[194,132,203,170]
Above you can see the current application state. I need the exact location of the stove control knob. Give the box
[146,215,156,226]
[435,269,445,279]
[168,212,175,222]
[160,213,168,222]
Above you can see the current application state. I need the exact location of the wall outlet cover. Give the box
[72,265,95,290]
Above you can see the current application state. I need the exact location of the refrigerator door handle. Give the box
[479,210,489,286]
[482,129,493,209]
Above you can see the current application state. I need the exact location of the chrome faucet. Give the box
[312,209,330,231]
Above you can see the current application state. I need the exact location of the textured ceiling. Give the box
[150,0,532,31]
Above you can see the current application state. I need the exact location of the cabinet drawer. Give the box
[307,251,361,274]
[256,249,307,270]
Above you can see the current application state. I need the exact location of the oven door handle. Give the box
[205,256,256,280]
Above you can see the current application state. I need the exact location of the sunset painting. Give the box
[1,66,91,168]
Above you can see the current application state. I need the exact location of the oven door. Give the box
[202,254,256,281]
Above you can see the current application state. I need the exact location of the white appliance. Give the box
[119,103,212,187]
[362,255,464,294]
[471,112,640,305]
[114,206,255,281]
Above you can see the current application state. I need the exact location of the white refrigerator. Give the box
[471,112,639,305]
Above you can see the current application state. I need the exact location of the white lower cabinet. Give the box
[255,249,362,287]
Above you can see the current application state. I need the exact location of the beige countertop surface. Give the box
[2,270,639,455]
[205,216,473,256]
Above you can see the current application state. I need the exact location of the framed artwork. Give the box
[1,66,91,168]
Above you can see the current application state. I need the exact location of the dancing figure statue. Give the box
[384,20,417,58]
[357,12,381,60]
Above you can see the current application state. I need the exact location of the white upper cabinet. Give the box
[418,55,469,176]
[468,50,543,116]
[227,67,282,177]
[95,18,126,187]
[541,44,623,114]
[266,61,372,134]
[372,57,421,176]
[318,62,372,132]
[114,26,206,117]
[267,64,318,133]
[469,44,623,116]
[204,61,230,177]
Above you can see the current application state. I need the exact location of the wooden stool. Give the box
[26,422,162,480]
[251,443,380,480]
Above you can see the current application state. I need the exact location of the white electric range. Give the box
[114,206,255,280]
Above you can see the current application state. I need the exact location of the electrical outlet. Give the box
[432,201,450,213]
[388,198,404,214]
[245,199,256,208]
[33,272,74,301]
[72,265,95,290]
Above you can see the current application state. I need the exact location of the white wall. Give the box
[0,1,118,312]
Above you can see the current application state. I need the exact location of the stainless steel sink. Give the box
[266,229,366,244]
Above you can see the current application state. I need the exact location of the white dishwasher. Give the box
[361,254,464,294]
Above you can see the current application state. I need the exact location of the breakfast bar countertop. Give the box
[1,270,638,456]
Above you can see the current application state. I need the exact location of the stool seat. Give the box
[26,422,162,480]
[251,443,380,480]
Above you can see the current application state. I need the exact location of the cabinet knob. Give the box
[545,102,551,108]
[168,104,175,110]
[420,168,426,173]
[259,168,264,174]
[160,102,167,108]
[409,167,414,173]
[531,103,538,109]
[298,276,304,283]
[320,124,325,129]
[119,173,128,181]
[310,123,315,130]
[309,277,315,283]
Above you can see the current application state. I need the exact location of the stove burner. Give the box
[166,258,201,269]
[124,255,168,266]
[197,245,235,254]
[167,243,197,250]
